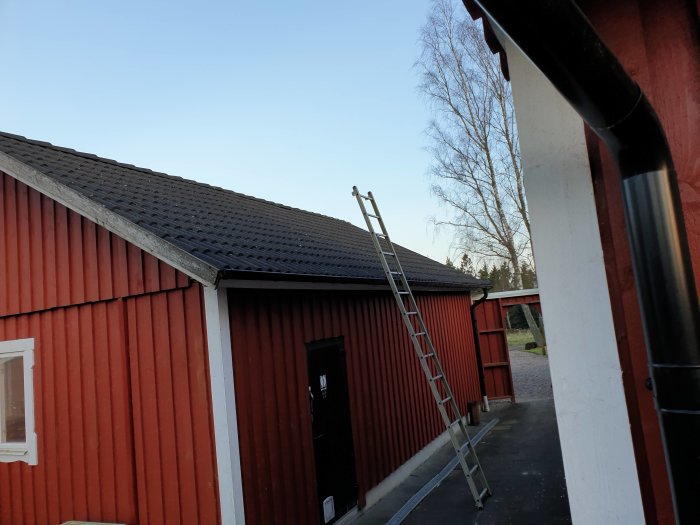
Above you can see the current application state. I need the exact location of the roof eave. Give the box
[218,269,487,292]
[0,152,491,293]
[0,152,220,286]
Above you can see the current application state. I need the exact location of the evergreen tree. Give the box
[488,264,501,291]
[478,262,490,281]
[485,261,518,291]
[521,263,537,289]
[459,254,476,275]
[500,261,515,290]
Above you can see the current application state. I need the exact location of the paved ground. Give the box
[350,347,565,525]
[509,348,553,402]
[351,412,502,525]
[403,400,570,525]
[351,400,570,525]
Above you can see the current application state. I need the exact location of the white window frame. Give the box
[0,338,37,465]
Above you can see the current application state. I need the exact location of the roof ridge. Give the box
[0,130,356,227]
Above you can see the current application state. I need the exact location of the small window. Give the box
[0,339,37,465]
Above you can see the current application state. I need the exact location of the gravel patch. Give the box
[509,348,553,402]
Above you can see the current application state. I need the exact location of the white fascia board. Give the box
[203,287,245,525]
[482,288,539,300]
[501,35,646,524]
[0,153,219,286]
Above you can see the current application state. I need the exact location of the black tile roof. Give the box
[0,131,488,289]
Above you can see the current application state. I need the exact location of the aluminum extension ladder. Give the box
[352,186,491,509]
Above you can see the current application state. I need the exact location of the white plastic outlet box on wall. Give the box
[323,496,335,523]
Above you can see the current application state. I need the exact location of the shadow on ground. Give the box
[403,400,570,525]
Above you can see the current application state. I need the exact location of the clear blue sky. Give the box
[0,0,460,263]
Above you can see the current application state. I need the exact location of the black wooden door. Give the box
[307,337,358,524]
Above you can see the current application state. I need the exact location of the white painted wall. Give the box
[503,39,646,524]
[204,287,246,525]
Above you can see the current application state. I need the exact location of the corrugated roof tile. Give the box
[0,131,488,289]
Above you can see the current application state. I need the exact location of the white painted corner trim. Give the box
[204,287,245,525]
[501,33,646,524]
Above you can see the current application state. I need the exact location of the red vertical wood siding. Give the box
[229,289,481,525]
[0,173,220,524]
[579,1,699,522]
[125,285,220,525]
[0,301,137,524]
[0,171,190,318]
[474,298,514,401]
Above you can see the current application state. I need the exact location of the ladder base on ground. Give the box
[353,186,491,509]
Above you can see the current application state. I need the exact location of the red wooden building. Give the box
[0,132,487,525]
[463,0,699,523]
[473,289,541,403]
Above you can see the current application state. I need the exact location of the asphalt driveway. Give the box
[403,400,570,524]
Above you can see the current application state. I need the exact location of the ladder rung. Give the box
[449,418,461,427]
[354,187,490,510]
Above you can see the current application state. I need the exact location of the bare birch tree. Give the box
[418,0,531,286]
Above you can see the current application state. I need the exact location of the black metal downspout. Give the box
[470,287,490,411]
[469,1,700,522]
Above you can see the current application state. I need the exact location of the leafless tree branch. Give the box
[418,0,532,287]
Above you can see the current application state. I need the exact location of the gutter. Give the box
[218,268,488,292]
[470,1,700,522]
[470,287,491,411]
